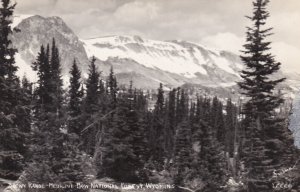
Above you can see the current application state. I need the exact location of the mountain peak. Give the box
[11,14,89,81]
[11,14,33,28]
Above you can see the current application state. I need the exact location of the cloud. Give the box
[201,33,300,74]
[269,12,300,48]
[200,32,245,54]
[272,42,300,73]
[114,1,159,25]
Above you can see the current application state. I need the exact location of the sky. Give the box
[13,0,300,73]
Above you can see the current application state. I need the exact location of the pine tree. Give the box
[175,88,181,126]
[224,98,240,180]
[32,44,52,114]
[194,119,227,192]
[184,97,227,191]
[0,0,17,79]
[107,66,118,109]
[150,83,165,168]
[238,0,294,191]
[68,59,83,135]
[0,0,28,179]
[17,75,32,134]
[126,109,149,182]
[85,56,99,110]
[173,120,192,188]
[82,56,100,155]
[192,96,204,137]
[50,38,63,116]
[176,89,188,124]
[225,98,237,157]
[164,89,176,162]
[210,97,225,143]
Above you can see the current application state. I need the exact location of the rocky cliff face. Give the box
[11,15,89,82]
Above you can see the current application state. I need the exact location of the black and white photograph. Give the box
[0,0,300,191]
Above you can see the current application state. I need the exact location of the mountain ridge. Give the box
[10,15,300,91]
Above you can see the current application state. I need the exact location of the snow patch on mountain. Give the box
[83,35,212,78]
[15,53,38,82]
[210,54,237,75]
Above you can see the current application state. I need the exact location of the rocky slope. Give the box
[11,15,89,82]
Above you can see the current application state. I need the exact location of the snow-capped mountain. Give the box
[11,15,244,89]
[82,35,243,88]
[10,14,300,91]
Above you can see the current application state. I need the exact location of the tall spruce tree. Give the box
[50,38,63,116]
[173,120,192,188]
[150,83,165,168]
[176,89,188,124]
[68,59,83,135]
[32,44,52,114]
[210,97,224,143]
[82,56,100,155]
[224,98,240,179]
[107,66,118,109]
[225,98,237,157]
[0,0,28,179]
[238,0,294,191]
[164,89,176,162]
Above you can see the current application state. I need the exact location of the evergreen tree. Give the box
[238,0,294,190]
[126,109,149,182]
[195,119,227,192]
[210,97,224,143]
[107,66,118,109]
[32,44,52,114]
[175,88,181,126]
[68,59,83,135]
[225,98,237,157]
[85,56,99,112]
[82,56,100,155]
[17,76,32,133]
[50,38,63,116]
[184,97,227,191]
[164,89,176,162]
[150,83,165,168]
[0,0,17,79]
[155,83,164,114]
[192,96,204,137]
[173,120,192,188]
[0,0,28,179]
[176,89,188,124]
[224,98,240,179]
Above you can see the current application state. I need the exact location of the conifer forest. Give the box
[0,0,299,192]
